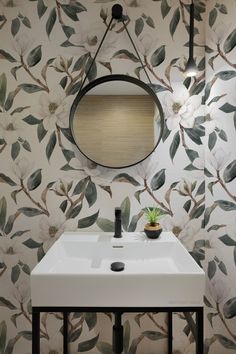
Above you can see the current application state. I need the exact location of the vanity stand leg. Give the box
[196,307,204,354]
[167,312,173,354]
[63,312,68,354]
[32,308,40,354]
[113,312,123,354]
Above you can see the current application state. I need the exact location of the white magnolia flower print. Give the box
[54,179,73,196]
[0,112,24,144]
[161,210,205,250]
[163,83,202,130]
[0,238,21,268]
[70,20,117,61]
[39,214,66,251]
[12,32,33,56]
[53,55,72,72]
[177,179,194,196]
[205,94,230,134]
[38,91,69,130]
[207,147,231,171]
[12,157,34,180]
[39,213,77,251]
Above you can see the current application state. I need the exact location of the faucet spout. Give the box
[114,207,122,238]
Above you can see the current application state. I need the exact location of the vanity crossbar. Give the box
[32,305,204,354]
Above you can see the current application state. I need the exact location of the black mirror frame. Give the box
[69,74,164,169]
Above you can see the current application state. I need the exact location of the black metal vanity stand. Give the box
[32,306,203,354]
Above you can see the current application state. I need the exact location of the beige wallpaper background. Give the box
[0,0,235,353]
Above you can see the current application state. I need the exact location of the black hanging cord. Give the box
[79,4,153,92]
[79,17,114,93]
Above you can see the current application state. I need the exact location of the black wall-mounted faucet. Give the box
[114,207,122,238]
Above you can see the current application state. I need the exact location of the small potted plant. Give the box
[143,207,163,239]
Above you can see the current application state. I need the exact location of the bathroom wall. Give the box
[204,1,236,353]
[0,0,234,353]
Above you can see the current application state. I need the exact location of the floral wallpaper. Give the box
[204,1,236,353]
[0,0,235,353]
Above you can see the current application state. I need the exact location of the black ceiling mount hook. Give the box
[112,4,123,19]
[79,3,152,94]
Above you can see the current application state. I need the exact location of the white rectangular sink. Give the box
[31,232,205,307]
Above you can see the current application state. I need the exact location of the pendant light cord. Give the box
[189,0,194,59]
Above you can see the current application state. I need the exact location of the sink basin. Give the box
[31,232,205,307]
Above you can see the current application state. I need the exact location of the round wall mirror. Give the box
[70,75,164,169]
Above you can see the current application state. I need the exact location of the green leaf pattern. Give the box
[0,0,235,353]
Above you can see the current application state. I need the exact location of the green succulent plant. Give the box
[144,207,162,226]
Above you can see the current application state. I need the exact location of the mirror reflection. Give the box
[70,76,164,168]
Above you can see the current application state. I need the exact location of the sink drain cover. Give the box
[110,262,125,272]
